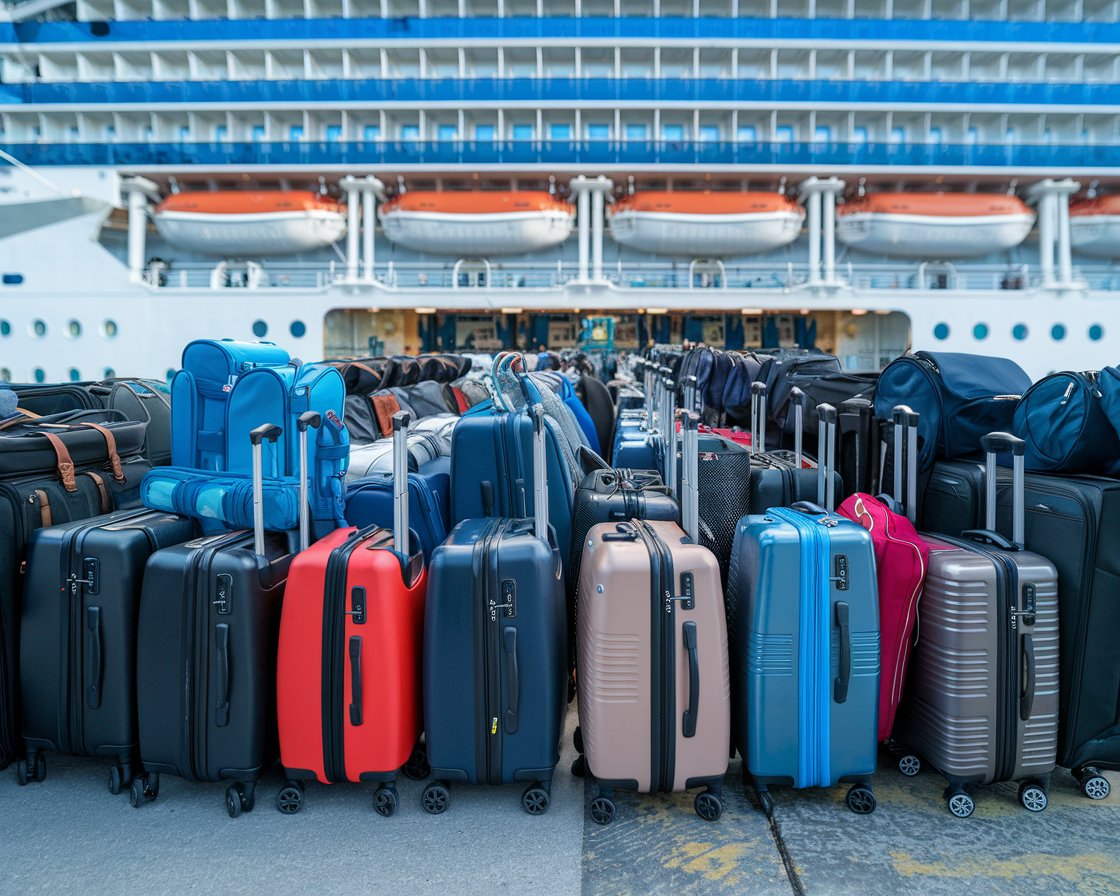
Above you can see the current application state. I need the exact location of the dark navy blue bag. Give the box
[1015,371,1120,475]
[874,351,1031,471]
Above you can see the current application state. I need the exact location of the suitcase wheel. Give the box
[570,756,586,779]
[521,784,550,816]
[694,790,723,822]
[1077,769,1111,802]
[946,789,975,819]
[129,773,159,809]
[897,754,921,778]
[421,781,450,815]
[1018,783,1048,813]
[15,753,45,787]
[373,785,399,818]
[572,726,584,755]
[589,796,615,826]
[845,785,876,816]
[108,763,134,796]
[403,745,431,781]
[276,782,304,815]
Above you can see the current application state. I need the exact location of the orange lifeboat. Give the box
[836,192,1035,259]
[152,191,347,256]
[1070,195,1120,259]
[607,191,804,256]
[379,191,574,256]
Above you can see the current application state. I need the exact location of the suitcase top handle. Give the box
[816,403,838,513]
[981,431,1026,548]
[890,405,920,523]
[297,411,322,552]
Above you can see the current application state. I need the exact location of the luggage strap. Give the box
[77,423,125,482]
[33,488,52,527]
[41,432,77,492]
[0,408,41,430]
[82,470,110,514]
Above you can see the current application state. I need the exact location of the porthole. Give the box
[0,320,10,337]
[252,320,268,338]
[67,320,82,339]
[33,367,46,383]
[933,322,950,340]
[30,319,46,338]
[104,367,116,378]
[166,368,177,382]
[2,273,24,285]
[102,320,118,339]
[1012,323,1029,341]
[1051,323,1066,341]
[1089,324,1104,341]
[290,320,307,338]
[68,368,81,382]
[972,323,989,341]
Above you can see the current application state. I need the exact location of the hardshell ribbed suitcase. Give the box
[276,411,427,816]
[576,414,730,825]
[726,405,880,814]
[132,419,301,815]
[17,509,195,790]
[422,404,567,815]
[893,434,1059,817]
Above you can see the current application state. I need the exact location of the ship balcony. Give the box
[4,139,1120,170]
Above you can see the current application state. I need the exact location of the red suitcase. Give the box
[837,405,931,742]
[275,410,427,816]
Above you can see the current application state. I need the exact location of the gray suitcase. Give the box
[892,430,1059,818]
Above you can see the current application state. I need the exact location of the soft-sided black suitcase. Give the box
[422,404,567,815]
[132,421,297,815]
[0,413,151,769]
[922,460,1120,801]
[17,509,195,790]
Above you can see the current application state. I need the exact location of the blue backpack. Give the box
[875,351,1031,472]
[1016,371,1120,475]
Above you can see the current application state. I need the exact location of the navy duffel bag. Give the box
[1015,371,1120,475]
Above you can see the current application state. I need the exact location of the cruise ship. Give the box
[2,0,1120,383]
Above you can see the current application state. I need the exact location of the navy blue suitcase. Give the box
[346,456,451,563]
[422,404,567,815]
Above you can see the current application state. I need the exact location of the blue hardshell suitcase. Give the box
[346,456,451,564]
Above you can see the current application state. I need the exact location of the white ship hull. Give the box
[153,210,348,257]
[1071,215,1120,259]
[837,213,1035,259]
[608,211,803,257]
[380,210,574,256]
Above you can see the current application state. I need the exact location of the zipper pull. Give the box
[1060,383,1075,406]
[490,717,498,735]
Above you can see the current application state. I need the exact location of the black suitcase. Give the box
[922,462,1120,801]
[132,421,298,815]
[17,508,195,789]
[0,413,150,769]
[422,404,567,815]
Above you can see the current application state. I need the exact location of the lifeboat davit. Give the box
[607,191,804,256]
[836,192,1035,259]
[153,191,347,256]
[379,191,574,256]
[1071,195,1120,258]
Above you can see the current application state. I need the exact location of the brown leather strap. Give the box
[41,432,77,492]
[82,471,110,514]
[78,423,125,482]
[371,392,401,438]
[33,489,52,527]
[0,410,37,431]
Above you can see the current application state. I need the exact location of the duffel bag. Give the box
[1016,371,1120,475]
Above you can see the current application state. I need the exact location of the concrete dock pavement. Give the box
[2,722,1118,895]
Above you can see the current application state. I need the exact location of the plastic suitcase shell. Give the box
[346,458,451,563]
[726,506,880,803]
[18,509,195,785]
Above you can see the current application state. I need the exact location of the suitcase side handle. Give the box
[834,601,851,704]
[1020,633,1036,722]
[682,621,699,738]
[85,606,103,711]
[349,635,364,727]
[503,626,519,734]
[215,623,230,727]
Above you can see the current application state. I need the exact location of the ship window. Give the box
[67,320,82,339]
[626,124,649,141]
[401,124,420,141]
[972,323,988,340]
[438,125,458,142]
[105,125,115,140]
[30,319,46,338]
[290,320,307,338]
[736,125,756,142]
[215,125,228,142]
[0,320,9,337]
[927,127,942,145]
[102,319,119,339]
[33,368,46,383]
[662,124,685,142]
[1089,324,1104,341]
[326,125,343,143]
[475,124,495,142]
[890,127,905,144]
[0,368,9,382]
[2,273,24,285]
[1051,323,1066,341]
[1012,323,1028,340]
[813,126,831,143]
[775,125,794,144]
[549,123,572,141]
[587,123,610,141]
[933,322,950,340]
[69,368,81,382]
[179,126,190,142]
[252,320,268,338]
[700,125,720,143]
[289,126,304,141]
[851,126,868,144]
[513,124,534,141]
[252,125,266,142]
[104,368,116,378]
[364,125,381,141]
[967,127,979,144]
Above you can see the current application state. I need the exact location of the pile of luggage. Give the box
[0,339,1117,827]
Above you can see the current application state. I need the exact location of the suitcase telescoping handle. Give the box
[249,423,282,558]
[531,402,549,541]
[816,404,838,512]
[749,382,766,456]
[391,410,411,557]
[296,411,321,552]
[789,386,806,468]
[890,405,920,524]
[662,376,677,497]
[980,432,1026,549]
[679,411,700,543]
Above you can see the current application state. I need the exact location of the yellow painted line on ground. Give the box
[891,850,1120,892]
